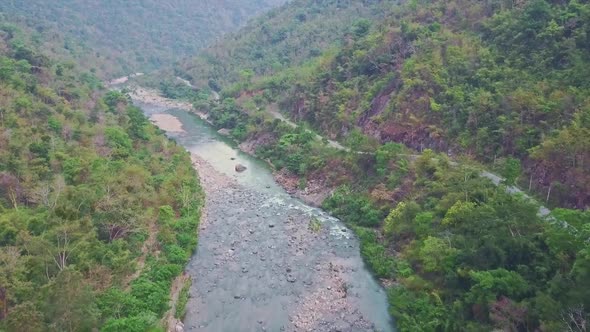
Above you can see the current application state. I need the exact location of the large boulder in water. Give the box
[217,128,231,136]
[235,164,247,172]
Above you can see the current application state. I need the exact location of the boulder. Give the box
[235,164,247,172]
[175,320,185,332]
[217,128,231,136]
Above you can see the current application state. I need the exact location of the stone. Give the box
[175,320,185,332]
[235,164,247,172]
[217,128,231,136]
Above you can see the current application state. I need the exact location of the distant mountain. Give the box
[0,0,287,77]
[175,0,397,89]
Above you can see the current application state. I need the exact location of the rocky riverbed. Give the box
[128,90,393,332]
[185,155,386,331]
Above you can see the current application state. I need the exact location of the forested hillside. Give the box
[0,0,287,77]
[179,0,590,209]
[167,0,590,330]
[0,24,203,331]
[174,0,398,89]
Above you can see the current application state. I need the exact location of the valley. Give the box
[0,0,589,331]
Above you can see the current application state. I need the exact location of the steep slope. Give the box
[270,0,590,209]
[178,0,589,209]
[0,24,203,331]
[0,0,287,77]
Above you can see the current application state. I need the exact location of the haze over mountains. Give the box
[0,0,287,76]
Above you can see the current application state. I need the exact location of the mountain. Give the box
[175,0,398,89]
[177,0,590,210]
[0,0,287,77]
[0,23,203,331]
[167,0,590,330]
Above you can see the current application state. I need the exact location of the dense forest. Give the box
[165,0,590,330]
[172,0,398,89]
[0,0,287,77]
[0,24,203,331]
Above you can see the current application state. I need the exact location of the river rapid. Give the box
[133,99,394,332]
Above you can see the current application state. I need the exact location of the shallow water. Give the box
[136,101,394,332]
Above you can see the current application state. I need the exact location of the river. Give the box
[132,99,394,332]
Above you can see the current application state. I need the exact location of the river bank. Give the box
[136,86,333,207]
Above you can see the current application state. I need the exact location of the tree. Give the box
[5,301,44,332]
[43,269,99,332]
[0,246,28,321]
[467,269,529,307]
[104,127,132,158]
[126,106,148,140]
[500,157,521,186]
[418,236,458,273]
[375,142,406,177]
[384,201,421,237]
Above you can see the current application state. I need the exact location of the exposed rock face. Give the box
[273,168,332,207]
[235,163,247,172]
[238,133,275,155]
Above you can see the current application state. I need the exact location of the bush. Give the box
[323,186,384,227]
[164,244,189,265]
[102,313,158,332]
[354,227,394,278]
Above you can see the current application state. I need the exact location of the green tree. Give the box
[418,236,458,273]
[43,269,99,332]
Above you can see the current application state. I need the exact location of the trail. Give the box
[263,105,556,219]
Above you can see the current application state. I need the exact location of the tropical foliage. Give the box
[0,25,203,331]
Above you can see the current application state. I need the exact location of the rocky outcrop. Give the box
[273,168,332,207]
